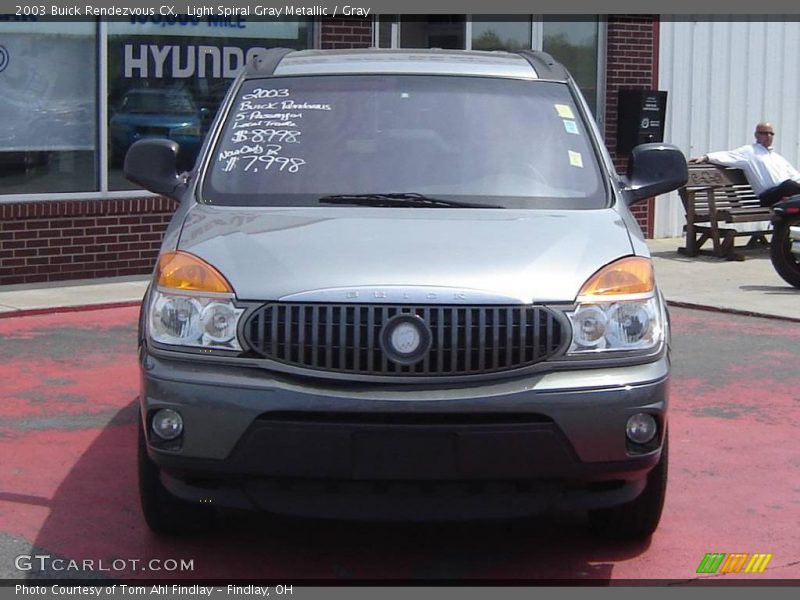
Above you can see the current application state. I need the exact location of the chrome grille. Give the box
[243,304,565,376]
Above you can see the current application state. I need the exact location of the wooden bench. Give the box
[678,164,772,260]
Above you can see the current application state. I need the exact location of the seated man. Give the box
[689,121,800,207]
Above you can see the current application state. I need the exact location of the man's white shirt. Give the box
[707,143,800,196]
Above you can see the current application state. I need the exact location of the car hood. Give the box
[176,204,636,303]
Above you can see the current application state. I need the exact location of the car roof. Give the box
[251,48,568,81]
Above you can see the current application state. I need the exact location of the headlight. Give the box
[606,301,655,346]
[150,290,243,350]
[147,251,243,351]
[566,256,664,355]
[570,304,607,348]
[152,294,202,341]
[568,295,662,353]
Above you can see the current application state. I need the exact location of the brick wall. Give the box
[604,15,659,237]
[0,197,177,286]
[320,16,372,48]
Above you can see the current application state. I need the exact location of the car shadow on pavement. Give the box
[25,401,655,583]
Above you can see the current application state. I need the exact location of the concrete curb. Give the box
[665,301,800,323]
[1,238,798,322]
[0,301,142,320]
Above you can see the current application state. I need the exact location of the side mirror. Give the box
[123,139,185,199]
[622,143,688,205]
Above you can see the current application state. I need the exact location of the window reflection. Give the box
[106,19,312,190]
[378,14,396,48]
[110,88,207,172]
[471,17,532,51]
[543,17,599,115]
[400,16,465,49]
[0,21,97,193]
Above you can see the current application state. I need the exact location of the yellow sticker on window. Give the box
[555,104,575,119]
[568,151,584,168]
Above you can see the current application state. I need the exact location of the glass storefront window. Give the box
[388,16,600,117]
[378,14,396,48]
[400,16,465,49]
[0,16,601,199]
[471,16,532,51]
[107,16,312,190]
[0,19,97,194]
[543,17,599,115]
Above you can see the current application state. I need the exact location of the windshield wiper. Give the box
[318,193,500,209]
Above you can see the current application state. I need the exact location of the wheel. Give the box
[588,432,668,541]
[770,217,800,288]
[138,412,215,535]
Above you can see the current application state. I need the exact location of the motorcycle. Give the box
[770,195,800,288]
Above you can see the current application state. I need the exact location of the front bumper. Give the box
[140,349,669,519]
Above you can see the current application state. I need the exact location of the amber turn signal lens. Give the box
[578,256,654,299]
[156,251,233,293]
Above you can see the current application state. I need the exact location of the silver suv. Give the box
[126,48,687,539]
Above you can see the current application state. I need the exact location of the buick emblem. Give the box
[380,315,432,365]
[391,322,421,354]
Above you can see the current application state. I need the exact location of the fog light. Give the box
[626,413,657,444]
[152,409,183,440]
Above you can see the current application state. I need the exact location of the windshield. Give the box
[202,75,606,209]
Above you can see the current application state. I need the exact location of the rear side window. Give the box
[202,75,606,209]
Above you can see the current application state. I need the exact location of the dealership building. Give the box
[1,14,798,285]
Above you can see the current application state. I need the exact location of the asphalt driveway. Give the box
[0,305,798,583]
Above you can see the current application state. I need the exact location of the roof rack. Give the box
[515,50,568,81]
[244,47,296,78]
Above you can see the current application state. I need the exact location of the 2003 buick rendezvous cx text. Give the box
[125,48,688,539]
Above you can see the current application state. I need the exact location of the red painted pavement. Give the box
[0,306,798,582]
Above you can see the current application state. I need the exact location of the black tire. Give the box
[138,413,215,535]
[770,218,800,288]
[588,433,668,541]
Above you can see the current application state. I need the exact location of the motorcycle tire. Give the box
[770,217,800,289]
